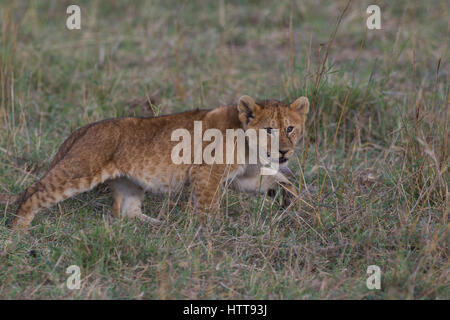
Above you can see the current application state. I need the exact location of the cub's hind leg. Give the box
[9,119,123,232]
[9,160,118,232]
[107,177,161,225]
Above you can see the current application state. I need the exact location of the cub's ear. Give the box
[238,95,259,124]
[290,96,309,115]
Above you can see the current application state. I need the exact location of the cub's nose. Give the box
[279,150,289,156]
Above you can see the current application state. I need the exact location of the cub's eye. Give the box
[265,127,273,134]
[286,126,294,133]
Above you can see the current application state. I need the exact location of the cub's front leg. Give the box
[189,164,227,219]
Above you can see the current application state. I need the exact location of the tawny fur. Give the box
[1,95,309,232]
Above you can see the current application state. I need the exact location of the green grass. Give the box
[0,0,448,299]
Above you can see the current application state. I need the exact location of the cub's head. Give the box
[237,95,309,165]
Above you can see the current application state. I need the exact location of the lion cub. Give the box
[3,95,309,231]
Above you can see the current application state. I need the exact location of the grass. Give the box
[0,0,448,299]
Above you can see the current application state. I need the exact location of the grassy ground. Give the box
[0,0,448,299]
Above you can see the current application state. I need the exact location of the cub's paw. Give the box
[140,214,163,226]
[280,183,298,209]
[267,189,277,198]
[267,185,297,209]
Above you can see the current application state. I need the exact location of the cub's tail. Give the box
[0,193,21,204]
